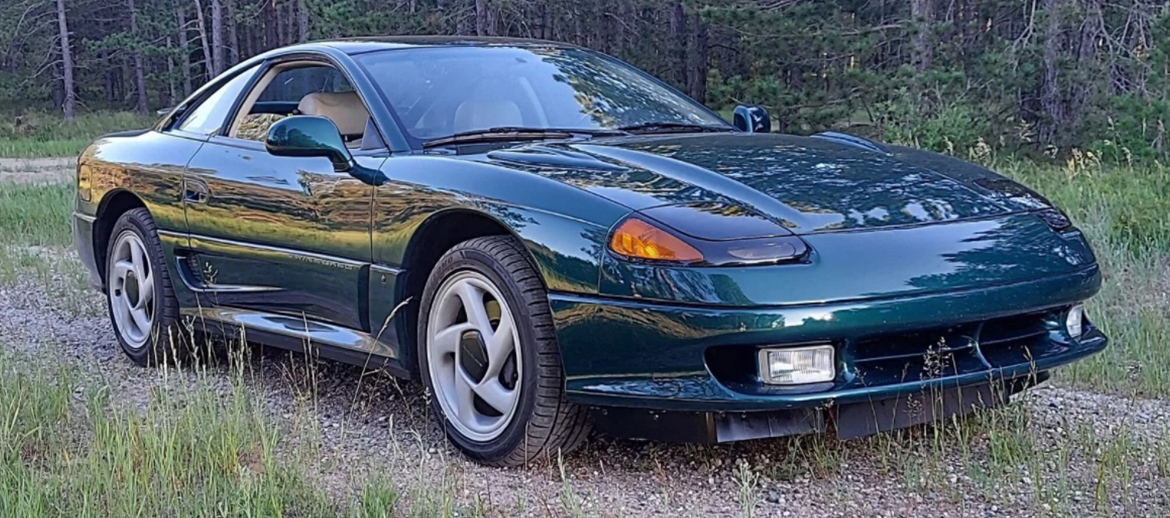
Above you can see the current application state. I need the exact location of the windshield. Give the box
[355,46,729,145]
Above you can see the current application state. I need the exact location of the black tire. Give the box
[104,207,187,366]
[417,235,591,466]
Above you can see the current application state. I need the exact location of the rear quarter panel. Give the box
[79,131,204,233]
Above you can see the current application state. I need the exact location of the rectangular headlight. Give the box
[758,345,835,385]
[1066,304,1085,339]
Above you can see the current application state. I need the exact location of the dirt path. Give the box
[3,252,1168,517]
[0,157,75,184]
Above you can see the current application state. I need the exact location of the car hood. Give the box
[485,133,1019,234]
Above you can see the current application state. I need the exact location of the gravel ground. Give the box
[3,262,1168,518]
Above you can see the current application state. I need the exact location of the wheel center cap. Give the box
[125,273,140,306]
[458,330,489,383]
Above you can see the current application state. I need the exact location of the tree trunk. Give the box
[105,59,116,102]
[264,0,278,50]
[686,13,708,103]
[176,4,192,96]
[193,0,213,81]
[55,0,75,120]
[276,1,287,46]
[1070,0,1101,126]
[227,0,239,64]
[910,0,933,72]
[52,63,64,111]
[475,0,487,36]
[297,0,310,42]
[533,2,544,39]
[668,2,687,88]
[129,0,148,114]
[1040,0,1065,146]
[211,0,224,76]
[166,35,177,106]
[99,19,115,103]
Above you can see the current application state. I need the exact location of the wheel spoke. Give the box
[452,369,477,421]
[112,260,134,280]
[473,378,518,415]
[130,307,151,332]
[115,295,134,329]
[129,241,146,279]
[430,322,473,363]
[456,282,492,335]
[482,310,515,379]
[137,272,154,307]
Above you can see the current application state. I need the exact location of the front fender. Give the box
[372,155,631,294]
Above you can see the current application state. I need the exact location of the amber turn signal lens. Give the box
[609,218,703,262]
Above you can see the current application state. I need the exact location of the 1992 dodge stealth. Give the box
[73,37,1107,465]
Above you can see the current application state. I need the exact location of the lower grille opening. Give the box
[704,308,1070,395]
[979,311,1059,367]
[846,310,1059,388]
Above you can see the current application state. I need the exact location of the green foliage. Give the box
[878,98,996,155]
[0,354,333,516]
[996,161,1170,396]
[0,183,73,247]
[0,111,157,158]
[2,0,1170,163]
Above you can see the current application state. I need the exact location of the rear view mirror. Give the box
[266,115,354,171]
[733,105,771,134]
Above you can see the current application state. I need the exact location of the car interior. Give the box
[228,63,385,151]
[224,60,579,149]
[395,74,553,139]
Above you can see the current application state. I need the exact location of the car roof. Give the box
[309,36,579,56]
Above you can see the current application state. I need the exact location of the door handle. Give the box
[184,179,209,204]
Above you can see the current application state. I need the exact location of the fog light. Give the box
[758,345,835,385]
[1066,304,1085,339]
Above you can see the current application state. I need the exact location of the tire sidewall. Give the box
[105,211,167,365]
[418,245,541,461]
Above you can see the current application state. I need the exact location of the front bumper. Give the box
[549,264,1106,413]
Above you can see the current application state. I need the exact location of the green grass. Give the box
[996,160,1170,396]
[0,351,428,517]
[0,111,158,158]
[0,182,73,247]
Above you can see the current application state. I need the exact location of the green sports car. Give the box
[72,36,1107,466]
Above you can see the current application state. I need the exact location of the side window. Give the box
[177,65,260,135]
[233,64,374,148]
[258,66,353,102]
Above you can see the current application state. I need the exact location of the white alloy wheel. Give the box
[108,230,155,349]
[426,270,522,442]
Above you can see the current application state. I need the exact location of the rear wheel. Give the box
[104,208,186,366]
[418,235,590,466]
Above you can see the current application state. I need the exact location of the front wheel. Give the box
[418,236,590,466]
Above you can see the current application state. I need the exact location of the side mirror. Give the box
[266,115,354,171]
[732,105,771,134]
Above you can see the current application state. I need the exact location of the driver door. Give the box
[182,60,385,331]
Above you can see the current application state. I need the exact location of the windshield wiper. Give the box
[422,127,625,148]
[617,122,734,134]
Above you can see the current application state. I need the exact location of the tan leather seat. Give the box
[297,91,370,137]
